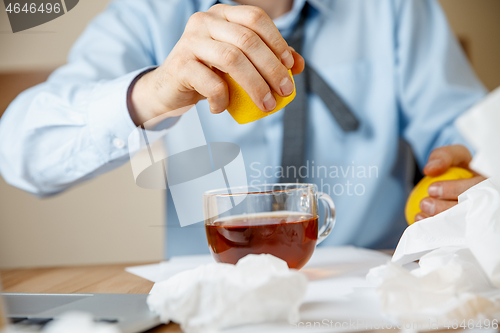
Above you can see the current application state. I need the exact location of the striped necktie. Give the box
[211,1,359,183]
[280,3,359,183]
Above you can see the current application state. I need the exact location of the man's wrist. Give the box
[127,67,164,126]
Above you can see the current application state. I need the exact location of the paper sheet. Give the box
[392,178,500,288]
[126,255,214,283]
[369,179,500,325]
[456,86,500,179]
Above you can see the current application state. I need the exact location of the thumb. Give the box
[289,47,305,75]
[423,144,472,177]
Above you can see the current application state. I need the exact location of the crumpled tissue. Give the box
[456,86,500,179]
[368,178,500,325]
[147,254,308,333]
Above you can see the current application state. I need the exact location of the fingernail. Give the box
[281,49,294,69]
[209,105,221,114]
[428,184,443,198]
[420,199,435,215]
[415,214,425,222]
[263,92,276,111]
[280,77,294,96]
[426,159,441,170]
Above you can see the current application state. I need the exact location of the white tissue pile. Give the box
[147,254,308,333]
[368,178,500,326]
[456,86,500,179]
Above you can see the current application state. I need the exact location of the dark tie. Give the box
[280,4,359,183]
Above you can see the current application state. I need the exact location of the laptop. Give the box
[0,277,160,332]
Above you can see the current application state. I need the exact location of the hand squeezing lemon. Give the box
[221,69,296,124]
[405,166,474,225]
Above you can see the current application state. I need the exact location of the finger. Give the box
[290,48,305,75]
[209,5,292,69]
[427,176,486,200]
[423,145,472,177]
[206,19,294,97]
[415,212,430,222]
[179,60,229,113]
[191,37,275,111]
[420,197,457,216]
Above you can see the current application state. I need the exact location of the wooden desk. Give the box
[0,254,396,332]
[4,255,490,333]
[0,263,180,332]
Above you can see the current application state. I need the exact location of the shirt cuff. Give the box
[87,67,178,163]
[126,66,181,132]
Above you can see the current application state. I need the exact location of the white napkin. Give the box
[368,178,500,325]
[147,254,307,333]
[456,86,500,179]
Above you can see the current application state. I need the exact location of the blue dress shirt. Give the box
[0,0,486,258]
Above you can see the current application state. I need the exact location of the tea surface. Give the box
[205,212,318,269]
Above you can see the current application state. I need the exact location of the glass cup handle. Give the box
[317,191,336,245]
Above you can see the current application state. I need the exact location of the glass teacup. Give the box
[203,183,336,269]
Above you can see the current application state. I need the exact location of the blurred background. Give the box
[0,0,499,268]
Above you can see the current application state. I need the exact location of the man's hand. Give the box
[129,4,305,126]
[415,144,485,222]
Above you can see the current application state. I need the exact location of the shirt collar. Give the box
[198,0,333,27]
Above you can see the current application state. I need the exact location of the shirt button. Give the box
[113,138,126,149]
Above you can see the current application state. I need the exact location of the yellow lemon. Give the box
[221,69,296,124]
[405,166,474,225]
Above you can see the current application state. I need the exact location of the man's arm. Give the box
[0,0,162,195]
[129,4,304,125]
[0,0,305,197]
[396,0,486,164]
